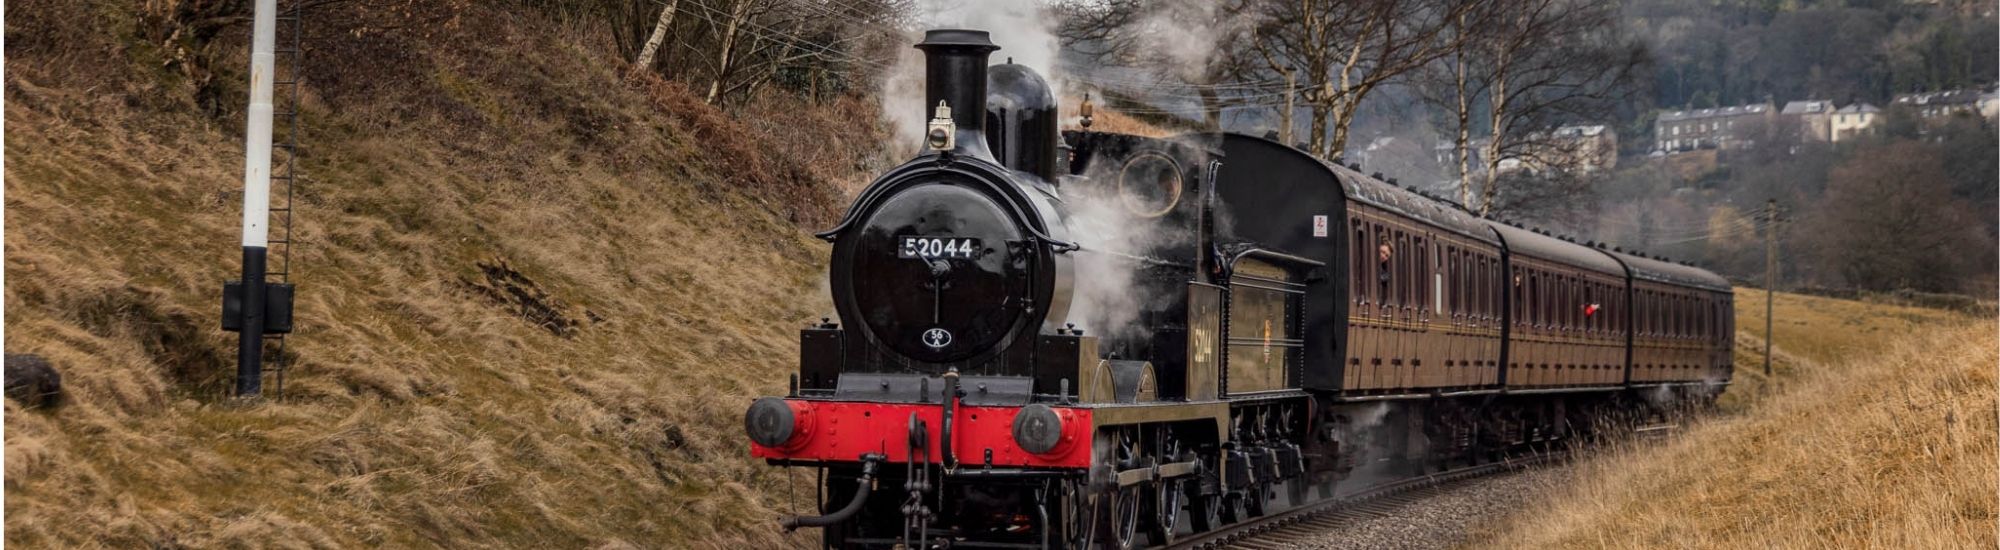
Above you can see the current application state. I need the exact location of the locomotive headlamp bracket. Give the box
[926,101,956,151]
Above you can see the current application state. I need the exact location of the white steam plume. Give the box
[1061,190,1169,342]
[1132,0,1229,82]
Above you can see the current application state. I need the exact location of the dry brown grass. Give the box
[1469,291,1994,549]
[1721,288,1970,409]
[4,2,878,547]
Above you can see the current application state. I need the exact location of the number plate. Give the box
[899,236,982,260]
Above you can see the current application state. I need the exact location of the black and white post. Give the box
[236,0,279,398]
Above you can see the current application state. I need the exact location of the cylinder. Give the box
[914,29,1000,158]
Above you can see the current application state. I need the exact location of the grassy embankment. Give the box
[6,2,887,548]
[1472,289,1994,549]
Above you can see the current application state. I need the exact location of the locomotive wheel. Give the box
[1144,436,1187,544]
[1063,479,1100,550]
[1187,480,1225,533]
[1144,473,1183,544]
[1243,482,1271,517]
[1096,483,1143,550]
[1219,492,1245,524]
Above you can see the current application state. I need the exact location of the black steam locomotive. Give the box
[745,29,1733,549]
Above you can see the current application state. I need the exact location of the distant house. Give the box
[1893,87,1992,127]
[1549,125,1618,174]
[1654,102,1774,153]
[1780,100,1834,142]
[1830,103,1880,142]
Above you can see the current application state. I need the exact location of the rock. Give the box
[5,353,63,409]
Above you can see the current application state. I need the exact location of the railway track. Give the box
[1166,452,1565,550]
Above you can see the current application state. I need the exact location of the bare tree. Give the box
[1416,0,1642,214]
[1802,141,1986,293]
[1245,0,1481,158]
[703,0,759,103]
[632,0,682,72]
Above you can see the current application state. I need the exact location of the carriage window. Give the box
[1397,231,1412,307]
[1351,220,1366,303]
[1649,291,1658,336]
[1488,256,1498,318]
[1685,295,1693,338]
[1448,249,1464,314]
[1411,235,1422,308]
[1375,224,1392,303]
[1524,269,1534,326]
[1671,294,1678,337]
[1674,294,1684,337]
[1643,291,1653,336]
[1677,295,1686,338]
[1697,296,1706,339]
[1541,272,1552,328]
[1712,301,1722,340]
[1474,256,1485,318]
[1473,256,1483,318]
[1413,235,1427,312]
[1433,242,1445,315]
[1564,275,1574,330]
[1514,266,1526,325]
[1549,273,1560,329]
[1547,272,1556,328]
[1446,247,1459,314]
[1583,281,1594,332]
[1564,275,1575,330]
[1653,292,1662,336]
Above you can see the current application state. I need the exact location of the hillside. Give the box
[5,2,886,547]
[1469,291,1994,548]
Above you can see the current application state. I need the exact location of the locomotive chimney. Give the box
[915,29,1000,159]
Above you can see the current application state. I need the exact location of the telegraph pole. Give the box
[1764,198,1777,379]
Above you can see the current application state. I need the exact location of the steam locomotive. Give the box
[744,29,1733,549]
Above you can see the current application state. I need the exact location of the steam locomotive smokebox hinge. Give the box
[220,281,295,334]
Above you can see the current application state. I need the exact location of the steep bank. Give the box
[5,2,885,547]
